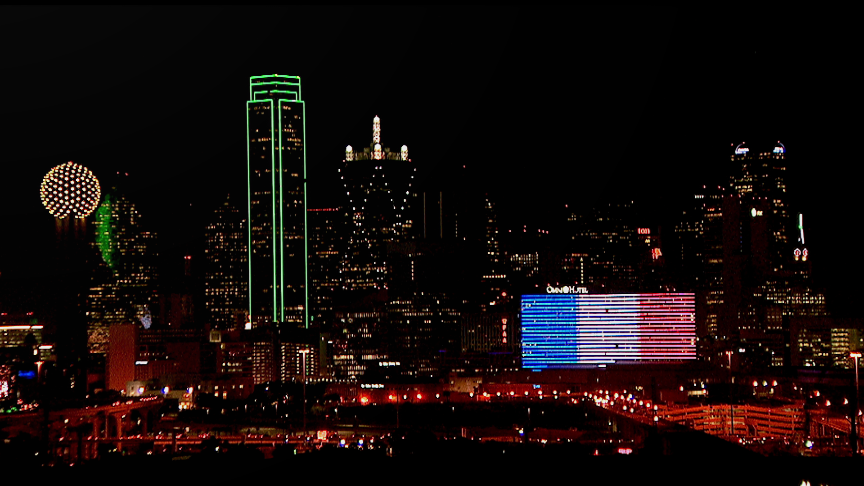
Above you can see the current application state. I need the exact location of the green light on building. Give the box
[247,75,308,329]
[94,193,117,270]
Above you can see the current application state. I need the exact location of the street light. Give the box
[851,351,861,455]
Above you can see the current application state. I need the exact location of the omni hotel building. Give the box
[521,289,696,369]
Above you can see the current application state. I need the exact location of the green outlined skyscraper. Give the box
[247,75,308,329]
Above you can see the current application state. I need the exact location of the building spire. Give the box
[373,116,381,144]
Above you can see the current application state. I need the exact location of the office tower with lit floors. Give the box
[677,142,828,368]
[87,183,159,355]
[307,207,347,327]
[675,183,726,339]
[204,194,248,330]
[246,75,308,329]
[340,116,416,292]
[564,201,640,292]
[479,195,510,311]
[723,142,828,368]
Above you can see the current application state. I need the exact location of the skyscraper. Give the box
[340,116,415,292]
[307,208,346,326]
[675,184,726,338]
[723,142,827,367]
[246,75,307,328]
[204,194,248,330]
[87,187,159,354]
[676,142,828,368]
[479,195,509,311]
[564,201,640,292]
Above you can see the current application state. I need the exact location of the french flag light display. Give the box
[521,293,696,369]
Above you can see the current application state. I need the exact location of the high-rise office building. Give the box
[723,142,827,367]
[479,195,510,311]
[246,75,307,328]
[204,194,248,330]
[564,201,639,292]
[87,188,159,354]
[676,142,828,368]
[675,184,726,338]
[386,293,461,378]
[340,116,416,292]
[729,141,793,270]
[307,208,346,326]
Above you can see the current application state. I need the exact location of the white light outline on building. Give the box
[373,116,380,144]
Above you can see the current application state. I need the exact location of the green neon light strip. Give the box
[248,75,301,99]
[799,213,804,244]
[251,82,300,88]
[270,98,279,323]
[247,75,305,326]
[270,90,298,100]
[278,101,285,323]
[253,89,299,97]
[252,84,300,92]
[302,99,308,329]
[250,79,301,102]
[251,80,300,86]
[246,101,253,322]
[250,74,301,81]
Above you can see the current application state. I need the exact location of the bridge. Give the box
[0,397,165,462]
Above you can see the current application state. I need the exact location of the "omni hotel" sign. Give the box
[546,285,588,294]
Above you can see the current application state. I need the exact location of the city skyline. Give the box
[0,6,857,318]
[2,7,864,468]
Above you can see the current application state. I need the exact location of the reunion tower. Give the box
[39,161,102,387]
[40,161,101,232]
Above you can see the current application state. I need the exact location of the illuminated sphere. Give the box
[40,161,101,219]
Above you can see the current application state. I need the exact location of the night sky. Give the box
[0,6,858,317]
